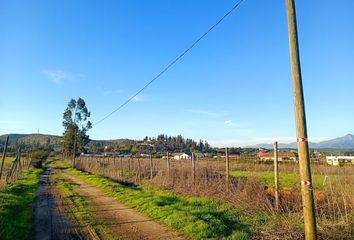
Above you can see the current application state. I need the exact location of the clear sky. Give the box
[1,0,353,147]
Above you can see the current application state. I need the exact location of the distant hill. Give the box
[252,134,354,149]
[0,133,135,151]
[0,133,62,146]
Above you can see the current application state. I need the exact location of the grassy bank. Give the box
[54,172,119,239]
[0,168,42,240]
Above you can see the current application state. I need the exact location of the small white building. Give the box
[326,156,354,166]
[174,153,191,160]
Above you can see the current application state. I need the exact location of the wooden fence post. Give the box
[137,158,141,183]
[0,135,9,181]
[120,157,123,178]
[149,154,153,179]
[167,152,170,179]
[192,153,196,185]
[225,147,230,191]
[128,157,131,178]
[274,141,279,211]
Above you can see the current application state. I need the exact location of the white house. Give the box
[173,153,191,160]
[326,156,354,166]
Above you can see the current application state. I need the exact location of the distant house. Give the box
[229,153,241,159]
[194,153,205,159]
[174,153,191,160]
[326,156,354,166]
[257,151,298,161]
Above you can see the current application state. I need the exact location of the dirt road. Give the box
[33,167,184,240]
[61,170,184,240]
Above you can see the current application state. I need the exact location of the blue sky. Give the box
[0,0,353,147]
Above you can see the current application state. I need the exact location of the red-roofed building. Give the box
[257,151,298,161]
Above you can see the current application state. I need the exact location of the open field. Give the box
[71,156,354,239]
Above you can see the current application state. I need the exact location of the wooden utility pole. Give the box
[0,136,9,180]
[72,126,77,168]
[225,147,230,191]
[285,0,317,238]
[273,142,279,211]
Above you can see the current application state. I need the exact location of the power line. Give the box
[93,0,246,126]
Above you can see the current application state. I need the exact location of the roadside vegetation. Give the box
[0,168,42,240]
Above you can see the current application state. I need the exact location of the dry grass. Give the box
[74,156,354,239]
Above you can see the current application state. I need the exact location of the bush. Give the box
[29,148,49,168]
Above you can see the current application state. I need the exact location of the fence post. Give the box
[0,135,9,181]
[167,152,170,179]
[149,154,153,179]
[137,158,141,183]
[128,157,131,178]
[225,147,230,191]
[192,152,196,185]
[274,141,279,211]
[18,148,22,170]
[120,157,123,178]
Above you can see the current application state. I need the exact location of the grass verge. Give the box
[0,168,42,240]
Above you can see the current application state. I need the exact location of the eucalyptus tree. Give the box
[62,98,92,166]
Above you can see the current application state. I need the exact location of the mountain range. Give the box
[251,134,354,149]
[1,133,353,150]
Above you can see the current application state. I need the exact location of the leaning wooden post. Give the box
[192,153,196,185]
[17,148,22,170]
[149,154,153,179]
[274,141,279,211]
[0,136,9,181]
[286,0,317,238]
[225,147,230,191]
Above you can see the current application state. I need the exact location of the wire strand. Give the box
[93,0,246,126]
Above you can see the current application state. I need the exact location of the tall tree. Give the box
[62,98,92,157]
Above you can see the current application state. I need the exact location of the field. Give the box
[72,156,354,239]
[0,157,353,239]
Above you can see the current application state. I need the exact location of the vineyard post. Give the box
[0,135,9,180]
[274,141,279,211]
[137,158,141,183]
[120,157,123,178]
[167,152,170,179]
[286,0,317,238]
[149,154,153,179]
[192,152,196,185]
[225,147,230,191]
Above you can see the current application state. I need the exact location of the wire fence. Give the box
[72,154,354,221]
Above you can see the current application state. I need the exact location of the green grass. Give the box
[229,170,331,190]
[55,173,119,240]
[0,168,42,240]
[60,164,266,240]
